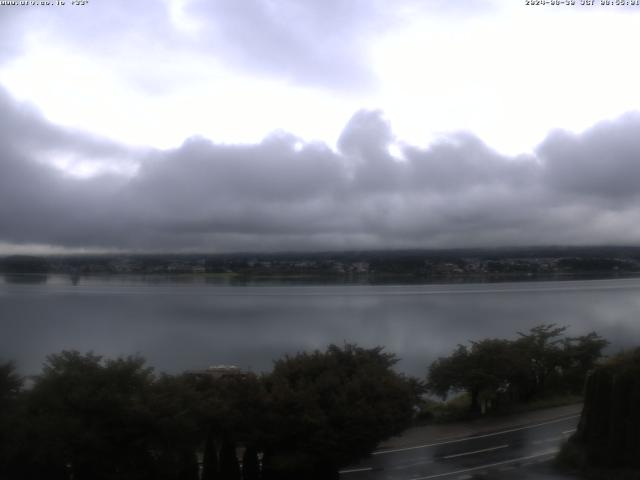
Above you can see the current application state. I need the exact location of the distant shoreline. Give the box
[4,270,640,287]
[5,247,640,285]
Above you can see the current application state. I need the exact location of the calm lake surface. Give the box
[2,275,640,377]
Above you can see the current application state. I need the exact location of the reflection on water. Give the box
[1,275,640,376]
[3,273,48,285]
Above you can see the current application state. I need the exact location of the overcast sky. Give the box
[2,0,640,253]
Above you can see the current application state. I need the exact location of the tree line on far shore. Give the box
[0,325,609,480]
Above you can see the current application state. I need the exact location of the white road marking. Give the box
[562,429,576,435]
[372,414,579,455]
[338,467,373,474]
[408,449,559,480]
[442,444,509,459]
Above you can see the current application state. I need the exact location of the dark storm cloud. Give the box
[2,87,640,252]
[0,89,144,249]
[0,91,134,160]
[539,113,640,200]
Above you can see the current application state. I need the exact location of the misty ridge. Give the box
[3,85,640,254]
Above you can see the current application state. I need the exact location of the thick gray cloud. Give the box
[539,113,640,201]
[2,87,640,253]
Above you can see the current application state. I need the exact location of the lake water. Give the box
[1,275,640,377]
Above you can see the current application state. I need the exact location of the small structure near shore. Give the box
[185,364,249,380]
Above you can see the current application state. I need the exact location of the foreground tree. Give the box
[562,348,640,475]
[146,373,203,480]
[21,351,157,480]
[242,445,260,480]
[428,325,608,414]
[560,332,610,393]
[1,344,420,480]
[513,324,569,399]
[201,430,220,480]
[187,371,267,446]
[0,362,24,479]
[219,438,241,480]
[428,339,515,414]
[0,361,21,407]
[262,344,421,479]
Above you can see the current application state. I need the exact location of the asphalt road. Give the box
[339,413,580,480]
